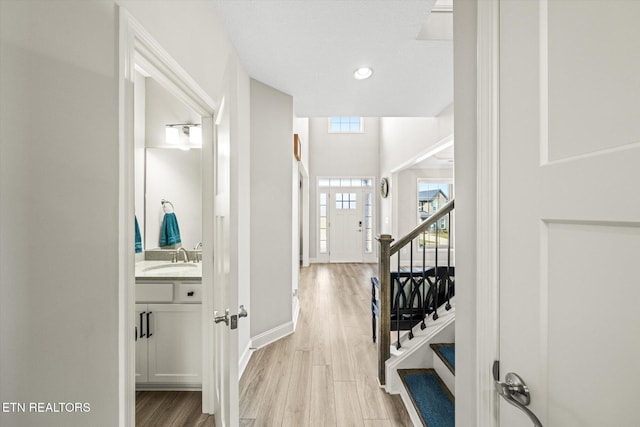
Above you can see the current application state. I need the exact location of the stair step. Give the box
[430,343,455,375]
[398,369,455,427]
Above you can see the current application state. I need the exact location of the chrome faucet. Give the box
[193,242,203,263]
[176,247,190,263]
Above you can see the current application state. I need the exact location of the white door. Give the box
[330,189,364,262]
[211,104,239,426]
[497,1,640,426]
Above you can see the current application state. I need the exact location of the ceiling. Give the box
[212,0,453,118]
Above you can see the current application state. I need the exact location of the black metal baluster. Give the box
[433,220,439,321]
[445,211,452,311]
[408,240,414,339]
[421,230,427,330]
[396,253,401,349]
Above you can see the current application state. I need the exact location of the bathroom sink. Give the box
[142,263,199,274]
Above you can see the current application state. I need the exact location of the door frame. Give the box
[118,8,218,425]
[476,0,500,426]
[316,176,377,263]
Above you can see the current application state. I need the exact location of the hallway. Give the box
[240,263,411,426]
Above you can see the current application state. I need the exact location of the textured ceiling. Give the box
[212,0,453,117]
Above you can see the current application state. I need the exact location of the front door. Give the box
[330,188,364,262]
[497,1,640,426]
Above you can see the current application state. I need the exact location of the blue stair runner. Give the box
[398,369,454,427]
[431,343,455,374]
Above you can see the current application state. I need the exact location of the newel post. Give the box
[377,234,393,386]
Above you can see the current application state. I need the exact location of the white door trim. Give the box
[475,0,500,426]
[118,7,217,425]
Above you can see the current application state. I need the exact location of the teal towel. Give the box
[135,216,143,253]
[160,212,181,247]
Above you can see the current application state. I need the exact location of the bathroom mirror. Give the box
[134,73,202,252]
[145,147,202,250]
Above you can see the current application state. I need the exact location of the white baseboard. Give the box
[239,342,253,379]
[251,321,295,349]
[292,298,300,331]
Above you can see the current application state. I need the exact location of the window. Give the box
[319,192,328,253]
[417,181,452,249]
[328,116,363,133]
[318,177,373,188]
[364,192,373,253]
[335,193,357,210]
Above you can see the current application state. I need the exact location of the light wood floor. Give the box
[136,391,215,427]
[240,263,412,426]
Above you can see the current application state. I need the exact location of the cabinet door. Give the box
[147,304,201,384]
[135,304,148,383]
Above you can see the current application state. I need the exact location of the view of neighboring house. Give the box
[418,189,449,222]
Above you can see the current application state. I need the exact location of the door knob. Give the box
[238,305,248,318]
[494,362,543,427]
[214,309,229,326]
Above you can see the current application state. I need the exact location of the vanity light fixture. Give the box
[353,66,373,80]
[165,124,202,148]
[165,126,180,145]
[189,125,202,145]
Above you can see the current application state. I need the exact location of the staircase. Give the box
[374,200,456,426]
[397,344,455,426]
[385,309,455,426]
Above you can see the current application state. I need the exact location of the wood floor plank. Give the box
[356,375,390,420]
[282,350,313,427]
[363,420,393,427]
[310,365,337,427]
[135,391,214,427]
[382,393,413,427]
[334,381,365,427]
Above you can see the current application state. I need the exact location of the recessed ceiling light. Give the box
[354,67,373,80]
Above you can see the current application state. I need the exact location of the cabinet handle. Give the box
[187,291,194,297]
[135,326,138,342]
[139,311,146,338]
[146,311,153,338]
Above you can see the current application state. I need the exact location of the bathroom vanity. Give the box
[134,259,202,388]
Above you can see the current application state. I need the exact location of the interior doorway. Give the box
[119,9,218,426]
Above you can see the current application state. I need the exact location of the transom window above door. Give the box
[318,178,373,187]
[328,116,363,133]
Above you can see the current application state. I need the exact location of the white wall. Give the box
[249,79,295,339]
[453,0,478,425]
[0,2,120,425]
[308,117,380,260]
[144,78,201,148]
[0,1,251,425]
[378,108,454,236]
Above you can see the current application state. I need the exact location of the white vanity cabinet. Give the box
[135,280,202,387]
